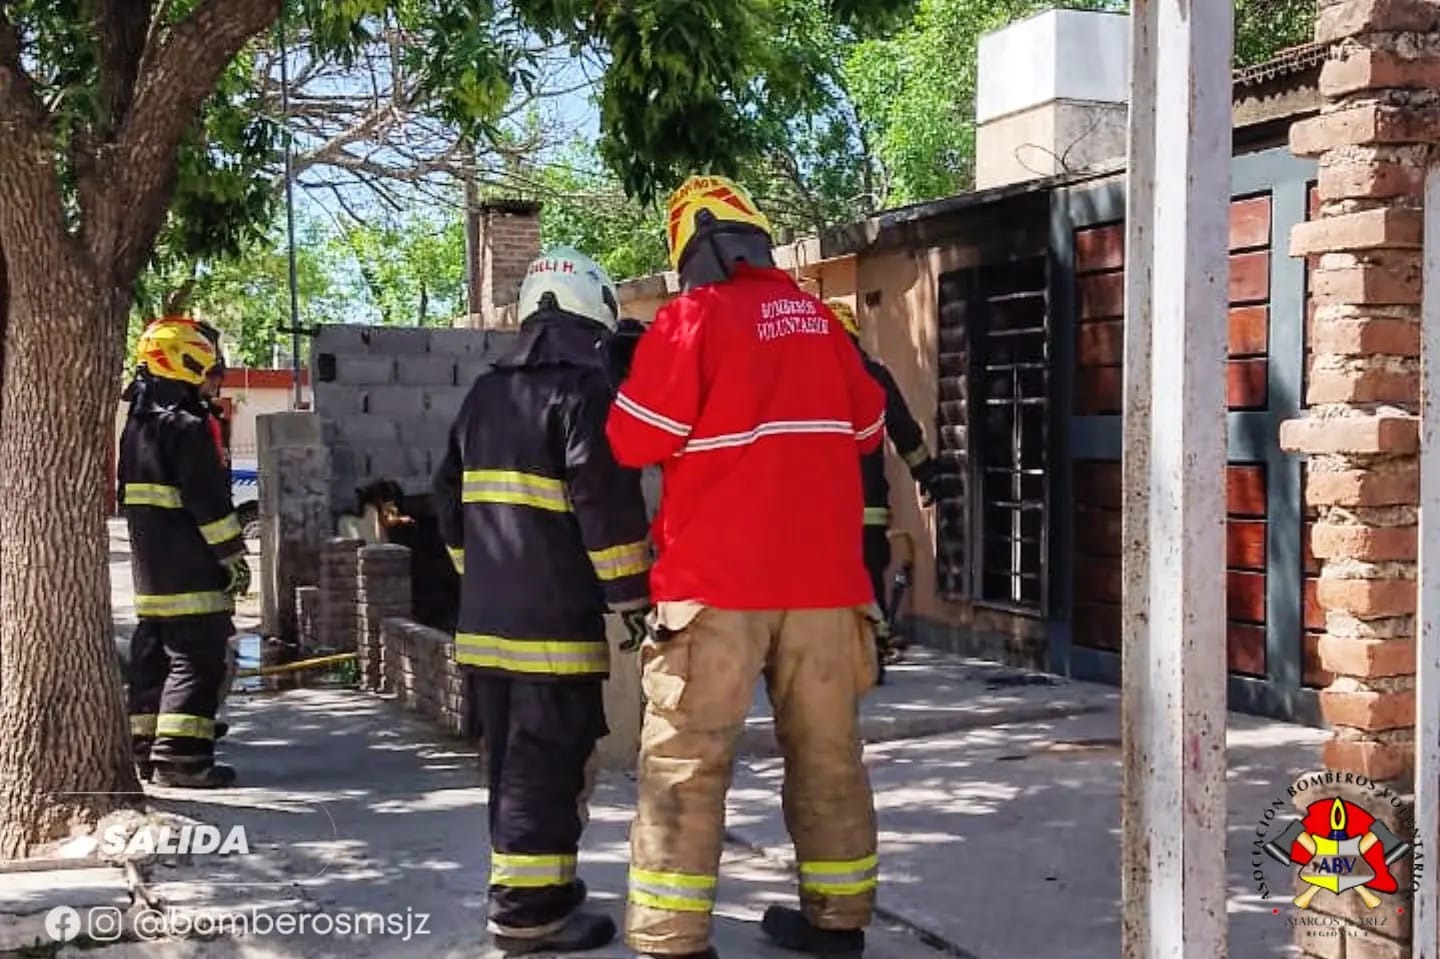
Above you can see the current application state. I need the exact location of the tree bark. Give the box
[0,254,139,858]
[0,0,282,856]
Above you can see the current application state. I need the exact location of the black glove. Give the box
[223,556,252,597]
[618,606,652,652]
[913,457,942,506]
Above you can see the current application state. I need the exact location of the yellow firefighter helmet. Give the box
[665,175,774,273]
[135,317,221,386]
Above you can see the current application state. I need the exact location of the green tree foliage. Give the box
[538,152,670,282]
[345,213,468,326]
[846,0,1317,205]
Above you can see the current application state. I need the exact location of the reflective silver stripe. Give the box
[156,713,216,740]
[903,446,930,468]
[799,855,879,896]
[135,591,233,618]
[199,513,242,545]
[864,507,891,526]
[447,547,464,574]
[588,541,651,581]
[130,714,158,736]
[614,391,692,437]
[124,484,183,508]
[454,634,609,675]
[684,420,855,454]
[628,868,718,913]
[491,853,577,889]
[461,470,571,512]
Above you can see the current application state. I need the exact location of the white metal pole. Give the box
[1414,164,1440,959]
[1120,1,1157,954]
[1130,0,1234,954]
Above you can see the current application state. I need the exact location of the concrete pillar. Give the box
[295,586,320,652]
[258,412,330,643]
[1278,2,1440,954]
[358,544,411,693]
[1121,1,1233,956]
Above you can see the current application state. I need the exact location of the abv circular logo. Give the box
[1250,771,1424,930]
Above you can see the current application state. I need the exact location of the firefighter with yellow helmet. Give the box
[827,300,940,680]
[608,176,885,959]
[120,318,250,788]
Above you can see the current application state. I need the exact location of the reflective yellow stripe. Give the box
[448,547,465,574]
[135,591,233,618]
[629,868,718,913]
[588,540,651,581]
[156,713,216,740]
[130,714,158,737]
[491,852,577,889]
[462,470,570,512]
[903,446,930,468]
[864,507,891,526]
[124,484,183,509]
[799,854,879,897]
[454,634,608,675]
[199,513,242,546]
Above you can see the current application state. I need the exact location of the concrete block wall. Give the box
[310,325,518,510]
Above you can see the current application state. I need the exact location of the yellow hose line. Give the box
[234,652,357,679]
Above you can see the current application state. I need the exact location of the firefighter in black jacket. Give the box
[120,318,251,788]
[434,247,651,956]
[829,301,940,672]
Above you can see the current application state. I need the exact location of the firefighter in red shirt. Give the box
[607,176,886,959]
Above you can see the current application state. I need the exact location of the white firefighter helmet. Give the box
[517,247,620,331]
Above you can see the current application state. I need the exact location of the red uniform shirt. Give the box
[606,266,885,609]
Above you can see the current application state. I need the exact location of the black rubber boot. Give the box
[152,763,237,789]
[135,761,154,784]
[491,912,615,956]
[761,906,864,958]
[215,721,229,740]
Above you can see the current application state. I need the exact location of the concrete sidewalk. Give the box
[1,689,949,958]
[742,647,1116,756]
[728,704,1326,959]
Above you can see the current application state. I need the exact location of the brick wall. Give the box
[1278,3,1440,954]
[310,325,518,509]
[383,619,471,737]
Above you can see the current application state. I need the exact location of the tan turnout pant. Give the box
[625,606,879,956]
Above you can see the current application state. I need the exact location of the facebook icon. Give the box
[44,906,81,943]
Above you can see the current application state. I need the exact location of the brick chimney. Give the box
[470,199,542,329]
[974,10,1129,190]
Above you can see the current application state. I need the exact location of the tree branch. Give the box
[0,12,48,132]
[89,0,283,282]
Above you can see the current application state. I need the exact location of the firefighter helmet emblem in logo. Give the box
[1262,797,1413,910]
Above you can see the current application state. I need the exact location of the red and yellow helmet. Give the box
[827,300,861,338]
[135,317,220,386]
[665,175,773,272]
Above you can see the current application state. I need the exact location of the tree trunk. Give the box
[0,253,138,858]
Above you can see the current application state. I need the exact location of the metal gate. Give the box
[1047,146,1320,723]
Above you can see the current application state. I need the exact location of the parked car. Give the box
[231,458,260,542]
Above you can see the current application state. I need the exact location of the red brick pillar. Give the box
[1279,2,1440,954]
[477,199,543,329]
